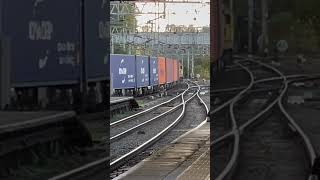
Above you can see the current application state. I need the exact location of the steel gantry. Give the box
[111,0,210,78]
[112,32,209,45]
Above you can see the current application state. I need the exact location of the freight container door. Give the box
[158,57,166,85]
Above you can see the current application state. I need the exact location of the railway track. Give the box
[47,81,203,180]
[46,57,320,180]
[212,56,318,180]
[110,83,198,165]
[110,82,199,175]
[113,84,210,180]
[110,83,188,124]
[110,84,196,143]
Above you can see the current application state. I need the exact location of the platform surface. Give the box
[116,121,210,180]
[110,96,134,105]
[0,111,75,133]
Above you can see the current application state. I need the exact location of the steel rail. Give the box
[279,78,318,180]
[216,62,255,180]
[247,57,317,180]
[197,88,209,115]
[240,58,317,179]
[110,84,188,127]
[212,60,318,144]
[211,66,320,146]
[211,73,320,94]
[170,82,210,144]
[113,82,209,180]
[48,83,197,180]
[209,74,320,118]
[218,56,317,180]
[110,85,198,143]
[215,58,286,179]
[174,88,210,179]
[238,59,287,133]
[110,82,200,171]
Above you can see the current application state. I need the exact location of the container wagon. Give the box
[173,59,178,83]
[158,57,166,86]
[110,54,136,96]
[85,0,109,109]
[135,55,150,96]
[109,55,182,96]
[149,57,159,92]
[165,58,174,89]
[0,0,108,111]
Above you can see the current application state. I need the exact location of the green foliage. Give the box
[267,0,320,53]
[270,12,293,23]
[269,0,293,14]
[112,3,138,55]
[111,3,137,33]
[182,55,210,79]
[292,0,320,48]
[113,44,128,54]
[293,0,320,17]
[123,4,137,33]
[194,55,210,79]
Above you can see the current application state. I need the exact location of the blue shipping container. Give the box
[2,0,80,86]
[135,56,149,87]
[85,0,109,81]
[110,54,136,89]
[149,57,159,86]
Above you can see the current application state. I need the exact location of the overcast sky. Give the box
[135,2,210,32]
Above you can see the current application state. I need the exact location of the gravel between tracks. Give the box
[111,83,187,123]
[110,94,183,137]
[110,106,183,161]
[110,88,197,161]
[110,90,209,179]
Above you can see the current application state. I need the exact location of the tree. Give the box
[266,0,320,53]
[111,2,138,54]
[194,55,210,79]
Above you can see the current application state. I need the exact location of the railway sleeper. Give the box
[110,99,139,118]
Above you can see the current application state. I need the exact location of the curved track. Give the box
[110,86,193,143]
[110,84,188,128]
[47,81,203,180]
[212,56,318,180]
[110,82,199,171]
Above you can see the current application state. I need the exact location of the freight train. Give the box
[110,54,183,96]
[0,0,109,111]
[0,0,183,111]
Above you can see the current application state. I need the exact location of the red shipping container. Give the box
[176,60,180,80]
[166,58,174,83]
[158,57,166,85]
